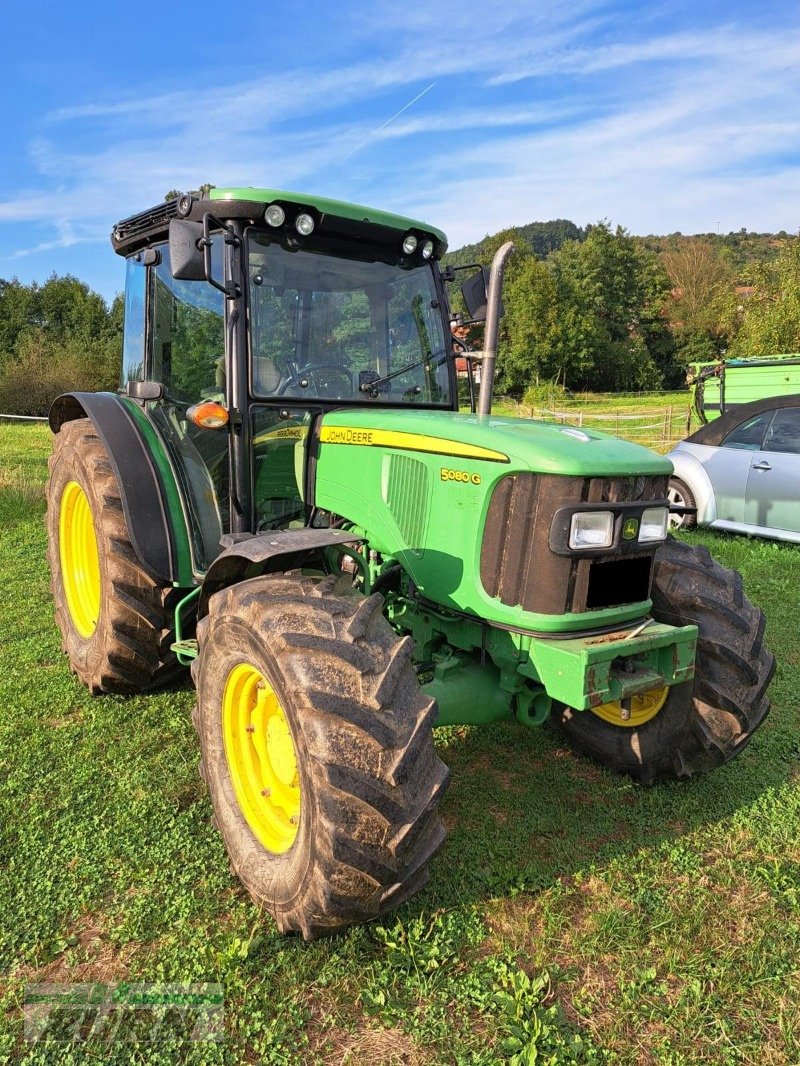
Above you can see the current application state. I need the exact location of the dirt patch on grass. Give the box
[316,1025,427,1065]
[484,896,546,954]
[12,912,138,986]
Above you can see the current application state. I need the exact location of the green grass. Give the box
[493,391,696,453]
[2,423,800,1064]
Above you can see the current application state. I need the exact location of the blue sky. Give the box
[1,0,798,304]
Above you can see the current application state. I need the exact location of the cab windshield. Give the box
[247,233,452,405]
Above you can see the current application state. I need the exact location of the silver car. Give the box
[667,394,800,544]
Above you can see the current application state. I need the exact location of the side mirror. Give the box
[169,219,206,281]
[461,267,492,321]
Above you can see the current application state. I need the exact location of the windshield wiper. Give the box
[359,348,449,395]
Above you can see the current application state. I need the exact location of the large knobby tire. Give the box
[554,537,774,783]
[46,418,179,694]
[191,573,449,939]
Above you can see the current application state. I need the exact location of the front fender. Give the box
[669,449,717,525]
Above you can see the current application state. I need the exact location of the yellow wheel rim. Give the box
[222,663,301,854]
[590,685,670,728]
[59,481,101,639]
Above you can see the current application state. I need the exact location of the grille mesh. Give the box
[480,473,668,614]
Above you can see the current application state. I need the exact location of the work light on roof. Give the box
[402,234,418,254]
[265,204,285,227]
[421,239,434,259]
[295,213,315,236]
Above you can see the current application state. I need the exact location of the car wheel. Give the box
[668,477,697,530]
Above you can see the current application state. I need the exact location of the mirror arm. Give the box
[201,213,241,298]
[441,262,484,283]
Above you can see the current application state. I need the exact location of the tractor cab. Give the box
[110,187,475,573]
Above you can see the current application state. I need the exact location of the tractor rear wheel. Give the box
[553,537,774,783]
[191,574,449,939]
[46,418,178,694]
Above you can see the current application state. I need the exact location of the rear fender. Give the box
[49,392,193,585]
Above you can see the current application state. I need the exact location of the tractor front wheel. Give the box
[46,418,178,694]
[191,574,449,939]
[554,537,774,783]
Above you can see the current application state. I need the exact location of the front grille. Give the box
[480,473,668,615]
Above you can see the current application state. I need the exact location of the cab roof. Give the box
[111,186,448,258]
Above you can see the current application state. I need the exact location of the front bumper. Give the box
[525,621,698,711]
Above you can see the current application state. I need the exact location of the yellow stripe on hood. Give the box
[318,425,509,463]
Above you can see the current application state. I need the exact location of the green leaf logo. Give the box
[622,518,639,541]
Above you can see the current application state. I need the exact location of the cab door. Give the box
[744,407,800,534]
[145,240,228,571]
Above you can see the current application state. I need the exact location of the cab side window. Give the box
[720,412,773,451]
[762,408,800,455]
[150,244,225,402]
[121,256,146,386]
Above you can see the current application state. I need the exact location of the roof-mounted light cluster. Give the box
[264,202,316,237]
[401,231,436,261]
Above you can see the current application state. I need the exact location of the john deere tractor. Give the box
[46,188,774,938]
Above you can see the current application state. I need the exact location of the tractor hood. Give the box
[314,406,673,635]
[318,408,673,478]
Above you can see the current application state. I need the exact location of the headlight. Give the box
[421,239,434,259]
[265,204,285,227]
[402,234,418,254]
[569,511,614,549]
[639,506,669,542]
[295,212,315,236]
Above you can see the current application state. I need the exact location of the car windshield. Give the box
[247,234,452,405]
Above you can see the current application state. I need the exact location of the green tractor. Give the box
[46,188,774,938]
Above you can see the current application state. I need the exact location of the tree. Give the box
[725,239,800,356]
[545,224,668,391]
[0,274,121,414]
[493,223,675,395]
[496,255,559,394]
[661,240,733,366]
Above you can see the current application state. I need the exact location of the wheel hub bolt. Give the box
[246,725,255,733]
[290,815,299,826]
[261,788,271,797]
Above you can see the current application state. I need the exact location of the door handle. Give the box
[751,461,772,471]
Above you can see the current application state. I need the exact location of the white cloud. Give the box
[2,1,800,276]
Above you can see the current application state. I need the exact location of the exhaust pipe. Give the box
[477,240,515,416]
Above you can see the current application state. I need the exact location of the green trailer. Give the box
[690,353,800,423]
[45,187,774,938]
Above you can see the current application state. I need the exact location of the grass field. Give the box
[1,421,800,1065]
[494,392,697,454]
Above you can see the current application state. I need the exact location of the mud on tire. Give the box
[46,418,179,694]
[554,537,774,783]
[191,573,449,939]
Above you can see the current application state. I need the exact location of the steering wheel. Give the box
[279,363,353,398]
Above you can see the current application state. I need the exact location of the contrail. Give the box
[340,82,437,162]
